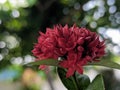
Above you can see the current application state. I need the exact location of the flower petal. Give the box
[66,67,76,78]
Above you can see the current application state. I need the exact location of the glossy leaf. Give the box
[25,59,59,66]
[86,74,105,90]
[57,67,78,90]
[87,60,120,70]
[75,73,90,90]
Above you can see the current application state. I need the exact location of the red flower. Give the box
[32,24,105,77]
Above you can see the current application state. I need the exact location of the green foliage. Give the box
[86,74,105,90]
[26,59,59,66]
[27,59,120,71]
[87,60,120,70]
[75,73,90,90]
[6,19,23,31]
[57,67,91,90]
[57,67,78,90]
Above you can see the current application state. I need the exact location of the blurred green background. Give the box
[0,0,120,90]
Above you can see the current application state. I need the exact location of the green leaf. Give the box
[25,59,59,66]
[27,0,37,6]
[75,73,90,90]
[57,67,78,90]
[86,74,105,90]
[87,60,120,70]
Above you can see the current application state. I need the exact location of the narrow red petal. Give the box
[66,68,75,78]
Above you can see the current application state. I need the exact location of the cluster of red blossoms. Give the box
[32,24,105,77]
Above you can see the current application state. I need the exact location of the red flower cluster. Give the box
[32,24,105,77]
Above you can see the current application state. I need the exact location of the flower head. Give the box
[32,24,105,77]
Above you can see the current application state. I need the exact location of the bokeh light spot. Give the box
[0,41,6,48]
[109,5,117,14]
[11,10,20,18]
[0,54,3,61]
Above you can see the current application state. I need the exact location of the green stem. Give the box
[72,73,79,90]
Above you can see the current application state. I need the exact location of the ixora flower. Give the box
[32,24,105,78]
